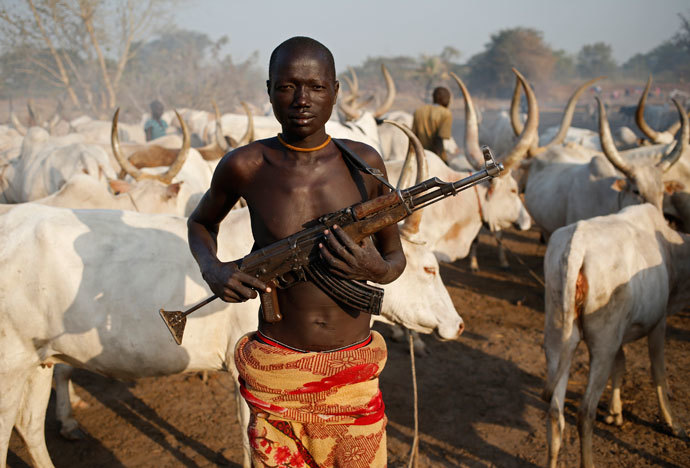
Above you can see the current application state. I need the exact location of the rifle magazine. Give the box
[305,261,383,315]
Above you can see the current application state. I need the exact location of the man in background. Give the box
[144,100,168,141]
[411,86,453,162]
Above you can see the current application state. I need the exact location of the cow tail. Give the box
[543,226,586,401]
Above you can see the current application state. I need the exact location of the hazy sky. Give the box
[174,0,688,73]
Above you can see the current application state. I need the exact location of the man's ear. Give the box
[334,80,340,98]
[266,80,272,102]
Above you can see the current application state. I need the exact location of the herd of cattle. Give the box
[0,65,688,468]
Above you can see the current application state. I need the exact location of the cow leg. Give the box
[544,329,580,468]
[648,319,686,438]
[53,364,85,440]
[389,326,427,355]
[578,349,617,468]
[495,231,510,270]
[14,365,55,468]
[233,380,252,468]
[0,368,34,468]
[605,347,625,427]
[469,236,480,272]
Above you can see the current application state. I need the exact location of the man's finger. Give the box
[233,271,269,292]
[324,229,356,262]
[228,282,258,301]
[331,225,359,252]
[320,243,351,272]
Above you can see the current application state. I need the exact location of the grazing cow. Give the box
[0,196,462,468]
[446,71,532,271]
[0,127,117,203]
[522,97,688,237]
[542,203,690,468]
[8,123,463,468]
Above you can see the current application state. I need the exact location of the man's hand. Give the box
[319,225,390,282]
[202,261,269,303]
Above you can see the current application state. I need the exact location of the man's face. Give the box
[267,49,339,139]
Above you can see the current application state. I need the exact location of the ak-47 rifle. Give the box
[160,146,502,345]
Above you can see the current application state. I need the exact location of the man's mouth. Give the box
[289,114,315,124]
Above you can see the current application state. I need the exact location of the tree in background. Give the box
[576,42,617,78]
[0,0,175,115]
[621,11,690,83]
[465,27,556,97]
[552,49,576,82]
[0,2,265,120]
[124,28,264,115]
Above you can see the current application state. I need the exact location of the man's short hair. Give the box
[432,87,451,107]
[268,36,336,82]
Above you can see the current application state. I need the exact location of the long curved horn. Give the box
[338,96,362,121]
[27,100,40,127]
[373,64,396,118]
[663,108,690,137]
[342,75,356,96]
[597,97,636,180]
[111,108,144,180]
[237,101,255,146]
[384,120,428,236]
[657,98,689,173]
[10,112,26,136]
[156,110,191,184]
[213,100,230,151]
[543,76,606,147]
[388,121,427,190]
[510,76,523,136]
[502,68,539,171]
[635,76,660,142]
[349,66,359,96]
[450,71,483,170]
[48,114,60,135]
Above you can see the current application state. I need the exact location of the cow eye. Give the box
[424,266,436,276]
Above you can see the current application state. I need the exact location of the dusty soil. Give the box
[8,227,690,468]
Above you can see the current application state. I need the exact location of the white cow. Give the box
[0,197,462,468]
[0,127,117,203]
[542,203,690,468]
[447,71,532,271]
[13,124,463,467]
[385,117,534,266]
[522,97,688,236]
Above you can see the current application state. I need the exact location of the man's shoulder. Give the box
[220,138,271,168]
[333,138,385,171]
[433,104,452,117]
[213,138,273,185]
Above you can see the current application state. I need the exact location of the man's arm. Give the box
[145,125,153,142]
[319,143,406,284]
[188,152,268,302]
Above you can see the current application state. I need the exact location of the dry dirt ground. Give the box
[8,227,690,468]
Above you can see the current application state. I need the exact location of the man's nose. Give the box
[293,86,310,107]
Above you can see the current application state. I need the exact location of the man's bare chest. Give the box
[243,158,368,244]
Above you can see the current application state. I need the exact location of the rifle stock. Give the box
[160,146,502,344]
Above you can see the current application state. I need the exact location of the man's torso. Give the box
[228,137,378,351]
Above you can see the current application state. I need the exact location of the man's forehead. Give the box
[275,48,327,68]
[270,44,335,80]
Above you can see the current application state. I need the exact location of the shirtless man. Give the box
[188,36,405,467]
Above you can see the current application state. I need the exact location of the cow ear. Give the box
[611,178,627,192]
[109,179,132,195]
[664,180,685,194]
[165,182,182,199]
